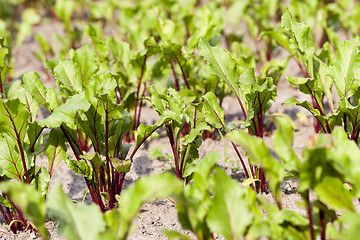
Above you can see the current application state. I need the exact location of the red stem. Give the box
[167,124,181,179]
[171,61,180,91]
[175,56,190,89]
[11,199,27,229]
[117,174,126,195]
[5,207,16,233]
[112,172,119,197]
[133,52,148,134]
[231,142,250,179]
[0,70,3,95]
[136,82,147,132]
[104,108,112,194]
[60,126,105,211]
[320,208,326,240]
[305,191,315,240]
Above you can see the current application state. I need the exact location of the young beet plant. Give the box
[84,26,167,143]
[34,57,176,212]
[198,37,277,192]
[0,71,65,235]
[150,85,210,181]
[228,117,359,240]
[281,9,360,142]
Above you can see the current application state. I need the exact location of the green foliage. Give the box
[0,181,48,239]
[46,173,181,240]
[4,1,360,238]
[47,185,106,240]
[206,169,254,239]
[283,9,360,143]
[150,85,209,180]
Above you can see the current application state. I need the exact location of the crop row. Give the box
[1,0,360,239]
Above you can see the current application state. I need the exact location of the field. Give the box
[1,0,360,239]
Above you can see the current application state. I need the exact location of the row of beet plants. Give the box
[1,1,360,239]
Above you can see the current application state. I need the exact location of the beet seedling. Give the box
[282,10,360,144]
[199,38,277,193]
[0,71,66,233]
[150,85,210,181]
[35,54,180,211]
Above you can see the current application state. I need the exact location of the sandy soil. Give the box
[0,16,352,240]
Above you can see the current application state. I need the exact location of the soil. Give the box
[2,14,357,240]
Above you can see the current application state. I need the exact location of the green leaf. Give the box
[89,1,113,20]
[135,110,182,147]
[207,169,253,239]
[23,72,48,108]
[286,76,314,95]
[182,123,210,146]
[281,8,315,54]
[228,130,284,202]
[243,76,277,134]
[162,229,191,240]
[284,97,331,132]
[117,173,182,239]
[76,105,104,153]
[0,135,25,181]
[203,91,225,129]
[329,212,360,240]
[65,159,92,179]
[198,37,241,101]
[84,25,108,61]
[0,47,9,67]
[85,72,117,104]
[110,158,132,174]
[26,121,44,154]
[72,44,99,84]
[97,209,120,239]
[0,181,47,239]
[174,152,219,239]
[260,29,290,52]
[80,153,102,177]
[47,185,106,240]
[45,128,67,176]
[239,68,256,85]
[31,166,50,200]
[167,88,186,116]
[266,209,310,239]
[314,176,355,212]
[35,34,51,55]
[242,178,260,187]
[273,116,300,172]
[192,151,219,181]
[339,99,360,134]
[10,86,39,123]
[54,60,83,94]
[298,135,335,193]
[107,37,130,66]
[54,0,75,30]
[150,85,166,115]
[40,94,91,129]
[16,9,41,47]
[130,38,159,77]
[328,37,360,99]
[179,89,196,104]
[330,127,360,197]
[46,88,58,110]
[0,98,30,143]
